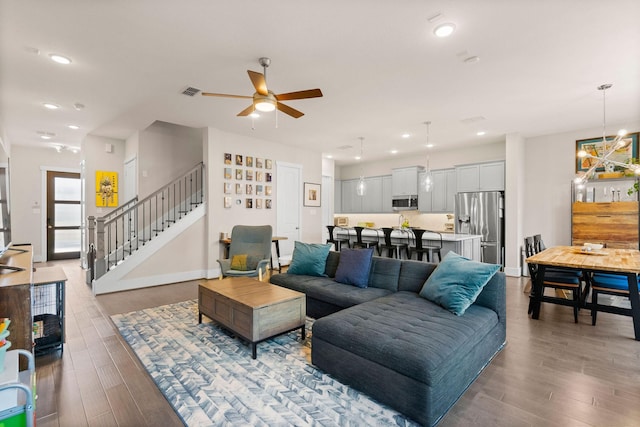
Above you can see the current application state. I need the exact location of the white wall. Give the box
[338,141,506,180]
[138,121,202,198]
[204,127,323,276]
[523,120,640,248]
[82,134,126,221]
[10,145,81,261]
[505,133,526,276]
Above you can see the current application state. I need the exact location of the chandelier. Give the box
[575,84,637,185]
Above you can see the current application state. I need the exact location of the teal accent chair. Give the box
[217,225,273,281]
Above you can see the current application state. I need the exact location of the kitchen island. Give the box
[335,228,482,261]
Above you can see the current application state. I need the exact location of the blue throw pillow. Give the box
[287,241,332,276]
[334,248,374,288]
[419,252,500,316]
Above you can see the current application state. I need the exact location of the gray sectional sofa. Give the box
[269,251,506,427]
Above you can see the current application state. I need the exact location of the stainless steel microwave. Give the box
[392,196,418,211]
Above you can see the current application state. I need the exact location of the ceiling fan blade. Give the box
[201,92,252,100]
[237,104,256,117]
[277,102,304,119]
[248,70,268,95]
[275,89,323,101]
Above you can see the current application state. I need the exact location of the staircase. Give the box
[87,162,204,282]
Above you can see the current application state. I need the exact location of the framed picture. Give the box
[256,199,263,209]
[256,171,263,182]
[224,153,232,165]
[266,172,272,182]
[223,182,231,194]
[246,183,253,195]
[224,167,232,180]
[265,159,272,169]
[246,169,253,181]
[246,198,253,209]
[256,158,263,168]
[235,154,243,166]
[304,182,321,207]
[235,183,242,194]
[576,132,639,173]
[265,199,272,209]
[265,185,272,196]
[256,184,263,195]
[224,196,232,208]
[235,169,243,180]
[246,156,253,167]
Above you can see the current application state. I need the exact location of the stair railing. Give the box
[87,162,204,281]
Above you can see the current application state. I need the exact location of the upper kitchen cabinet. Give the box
[382,175,393,213]
[418,172,432,212]
[339,175,391,213]
[334,180,342,213]
[361,176,383,213]
[431,169,456,212]
[340,179,362,213]
[456,161,505,192]
[392,166,423,196]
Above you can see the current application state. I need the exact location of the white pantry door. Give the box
[276,162,302,260]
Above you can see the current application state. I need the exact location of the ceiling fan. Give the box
[202,57,323,119]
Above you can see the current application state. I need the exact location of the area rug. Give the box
[111,300,418,426]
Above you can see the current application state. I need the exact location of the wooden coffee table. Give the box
[198,276,306,358]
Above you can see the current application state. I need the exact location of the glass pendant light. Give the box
[423,121,433,192]
[356,137,366,196]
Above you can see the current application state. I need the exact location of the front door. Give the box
[47,171,81,260]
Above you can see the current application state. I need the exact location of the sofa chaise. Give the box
[269,248,506,426]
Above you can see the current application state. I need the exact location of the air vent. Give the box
[337,145,353,150]
[182,86,201,97]
[460,116,486,124]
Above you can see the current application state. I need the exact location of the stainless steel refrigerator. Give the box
[455,191,504,265]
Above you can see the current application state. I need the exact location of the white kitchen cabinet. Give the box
[382,175,393,213]
[456,161,504,192]
[392,166,421,196]
[334,179,342,213]
[430,169,456,212]
[418,172,432,212]
[340,179,362,213]
[361,176,383,213]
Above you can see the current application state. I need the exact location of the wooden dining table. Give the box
[526,245,640,340]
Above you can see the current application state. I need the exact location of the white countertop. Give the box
[336,228,482,242]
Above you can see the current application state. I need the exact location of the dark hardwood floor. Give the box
[33,260,640,426]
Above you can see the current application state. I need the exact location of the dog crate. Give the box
[32,267,67,356]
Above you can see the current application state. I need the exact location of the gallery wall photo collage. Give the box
[223,152,273,209]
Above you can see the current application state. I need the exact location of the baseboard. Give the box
[503,266,521,277]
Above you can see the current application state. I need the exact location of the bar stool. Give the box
[326,225,350,251]
[421,230,443,263]
[353,226,379,253]
[408,228,428,261]
[379,227,409,259]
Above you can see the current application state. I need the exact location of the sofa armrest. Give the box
[474,272,506,324]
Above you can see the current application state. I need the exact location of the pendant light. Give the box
[423,121,433,192]
[356,137,366,196]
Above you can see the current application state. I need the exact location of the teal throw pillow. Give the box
[334,247,374,288]
[419,252,500,316]
[287,241,332,276]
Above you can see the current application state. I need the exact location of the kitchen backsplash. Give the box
[334,212,453,232]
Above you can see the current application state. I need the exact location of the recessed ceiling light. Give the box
[476,131,486,136]
[426,143,435,148]
[43,102,60,110]
[326,154,333,159]
[355,155,361,160]
[434,23,456,38]
[401,133,411,139]
[391,150,398,154]
[67,124,80,130]
[49,54,72,65]
[40,135,52,140]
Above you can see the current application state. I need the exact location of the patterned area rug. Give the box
[111,300,418,426]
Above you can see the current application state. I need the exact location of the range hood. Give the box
[392,195,418,211]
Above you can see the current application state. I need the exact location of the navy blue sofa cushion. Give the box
[334,248,374,288]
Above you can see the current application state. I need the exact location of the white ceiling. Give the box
[1,1,639,166]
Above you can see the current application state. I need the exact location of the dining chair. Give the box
[525,236,583,323]
[408,229,443,263]
[379,227,409,259]
[326,225,350,251]
[217,225,273,281]
[533,234,583,277]
[589,273,635,325]
[353,226,380,253]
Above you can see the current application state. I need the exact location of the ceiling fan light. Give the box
[255,100,275,112]
[434,23,455,38]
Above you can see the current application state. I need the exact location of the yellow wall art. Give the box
[96,170,118,207]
